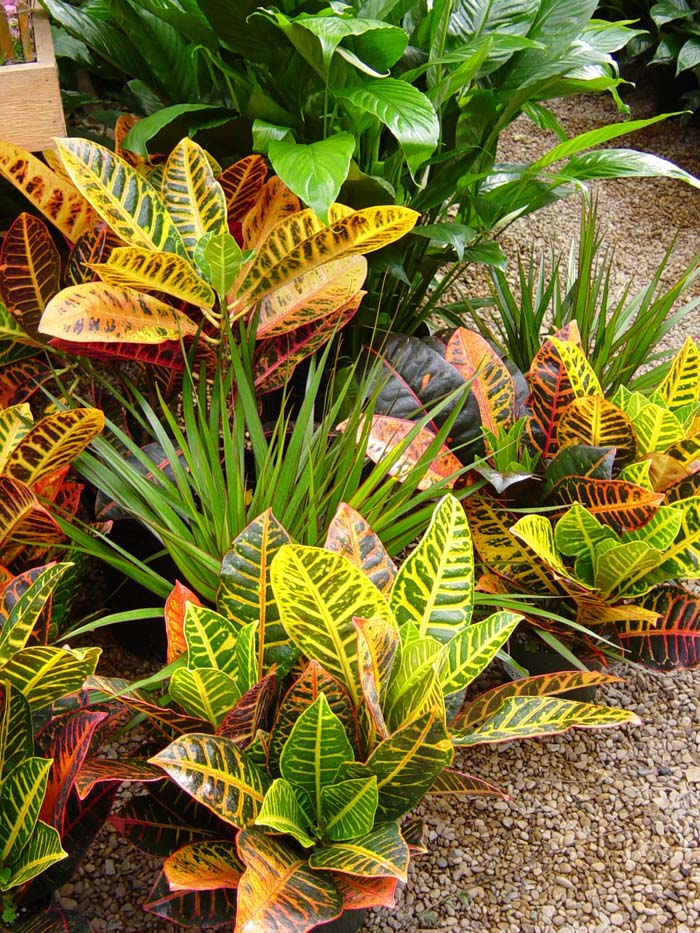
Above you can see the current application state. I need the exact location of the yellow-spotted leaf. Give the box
[0,213,61,338]
[236,205,418,305]
[622,504,683,552]
[270,545,393,709]
[324,503,397,594]
[618,458,653,490]
[148,733,270,829]
[0,141,96,242]
[254,255,366,337]
[169,666,240,728]
[308,822,409,881]
[321,777,378,842]
[241,176,302,250]
[338,709,453,821]
[0,404,32,472]
[235,828,343,933]
[55,137,188,258]
[4,407,104,487]
[2,646,99,711]
[2,820,66,889]
[0,756,51,864]
[65,224,123,287]
[279,694,354,820]
[438,611,521,697]
[510,514,576,583]
[444,328,515,432]
[39,283,198,344]
[162,138,227,256]
[466,497,565,596]
[389,494,473,641]
[217,154,268,222]
[556,396,637,464]
[658,337,700,412]
[254,778,316,849]
[452,695,641,746]
[383,640,443,733]
[91,247,216,309]
[647,496,700,586]
[163,840,244,892]
[183,603,239,675]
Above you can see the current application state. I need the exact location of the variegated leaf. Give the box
[324,503,397,594]
[355,616,398,741]
[593,540,661,598]
[73,757,164,800]
[217,154,268,222]
[5,407,104,487]
[658,337,700,412]
[556,396,637,464]
[40,283,198,344]
[0,477,61,550]
[2,819,66,889]
[308,822,409,881]
[321,776,378,842]
[241,176,302,250]
[65,225,123,287]
[0,562,69,663]
[183,603,239,675]
[170,666,240,728]
[631,401,685,455]
[55,137,188,258]
[647,496,700,585]
[453,696,641,746]
[438,611,522,696]
[2,645,99,711]
[164,581,201,664]
[444,328,515,432]
[510,514,576,583]
[0,681,33,783]
[91,246,216,308]
[144,870,238,927]
[390,494,473,641]
[162,138,227,256]
[554,502,617,561]
[0,756,51,864]
[0,213,61,337]
[383,644,444,733]
[235,828,342,933]
[86,674,207,738]
[114,114,149,173]
[0,141,96,242]
[331,872,397,910]
[254,777,315,848]
[619,585,700,669]
[149,733,270,829]
[164,840,244,892]
[0,403,32,473]
[547,477,664,532]
[428,769,508,798]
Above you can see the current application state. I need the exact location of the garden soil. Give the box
[60,74,700,931]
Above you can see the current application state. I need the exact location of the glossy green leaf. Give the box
[193,231,243,300]
[0,681,32,783]
[2,646,99,711]
[321,776,378,842]
[438,611,522,696]
[268,133,355,222]
[658,337,700,412]
[183,603,238,674]
[254,778,315,848]
[1,820,66,890]
[0,563,70,663]
[169,666,240,728]
[308,822,409,881]
[0,756,51,864]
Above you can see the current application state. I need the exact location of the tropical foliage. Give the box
[72,496,638,930]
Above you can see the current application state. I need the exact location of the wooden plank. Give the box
[0,10,66,151]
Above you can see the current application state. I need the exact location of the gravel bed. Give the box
[56,72,700,930]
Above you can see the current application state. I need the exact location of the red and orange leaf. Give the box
[216,673,277,750]
[165,580,202,664]
[556,396,637,465]
[428,769,509,799]
[0,213,61,337]
[323,502,397,594]
[619,584,700,669]
[39,283,199,344]
[218,155,268,222]
[0,141,97,242]
[235,828,343,933]
[445,328,515,432]
[241,176,302,249]
[547,476,664,532]
[0,356,54,407]
[65,225,123,287]
[86,675,208,738]
[0,476,62,548]
[355,616,399,741]
[332,872,397,911]
[74,757,165,800]
[48,336,190,371]
[164,840,244,892]
[145,870,238,927]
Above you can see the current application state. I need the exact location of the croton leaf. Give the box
[0,477,61,552]
[164,839,244,892]
[308,821,409,881]
[428,769,508,799]
[0,213,61,338]
[242,176,302,250]
[510,514,577,584]
[4,408,104,487]
[0,356,54,408]
[148,733,270,829]
[73,757,164,800]
[144,869,238,927]
[86,675,207,738]
[217,154,268,222]
[39,282,199,344]
[236,828,343,933]
[90,246,216,309]
[355,616,398,742]
[331,872,397,910]
[65,224,123,287]
[0,141,96,242]
[216,672,277,750]
[114,113,149,173]
[271,545,393,709]
[164,580,201,664]
[254,777,315,848]
[280,694,354,820]
[1,819,66,890]
[438,610,522,697]
[0,562,69,663]
[556,396,637,465]
[183,603,239,675]
[217,509,294,680]
[323,502,397,594]
[0,756,52,864]
[2,646,99,711]
[657,336,700,413]
[321,776,378,842]
[452,695,641,746]
[169,666,241,728]
[390,493,473,641]
[618,584,700,669]
[161,137,228,256]
[543,445,616,495]
[444,328,515,433]
[55,137,188,258]
[547,476,664,532]
[0,680,33,782]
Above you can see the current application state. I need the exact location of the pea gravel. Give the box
[58,73,700,931]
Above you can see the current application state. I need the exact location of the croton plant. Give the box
[356,325,700,669]
[71,496,638,931]
[0,121,417,401]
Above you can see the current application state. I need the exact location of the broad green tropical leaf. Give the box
[55,137,188,258]
[554,502,617,561]
[268,133,356,222]
[169,664,241,728]
[438,611,521,696]
[0,141,96,242]
[321,776,378,842]
[161,137,227,256]
[163,840,244,892]
[509,514,574,583]
[280,694,354,819]
[235,828,343,933]
[0,214,61,337]
[4,408,104,487]
[308,822,409,881]
[91,247,216,309]
[0,563,69,663]
[593,539,662,598]
[453,696,641,746]
[383,635,443,732]
[271,545,393,708]
[323,502,397,594]
[390,494,473,641]
[1,820,66,890]
[255,778,315,848]
[647,496,700,585]
[631,401,686,455]
[149,733,270,829]
[194,231,243,300]
[0,756,52,864]
[444,328,515,432]
[39,283,199,344]
[0,681,33,782]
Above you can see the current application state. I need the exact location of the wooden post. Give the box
[0,9,66,151]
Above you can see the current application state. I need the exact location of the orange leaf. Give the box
[165,581,202,664]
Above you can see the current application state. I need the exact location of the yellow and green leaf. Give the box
[161,138,227,256]
[1,820,66,890]
[308,822,409,881]
[255,778,316,848]
[0,756,51,864]
[321,777,378,842]
[91,246,216,309]
[444,328,515,432]
[163,840,244,892]
[323,502,397,595]
[2,645,99,711]
[183,603,239,675]
[0,213,61,338]
[658,337,700,412]
[169,666,241,728]
[556,396,637,464]
[438,611,521,697]
[4,407,104,487]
